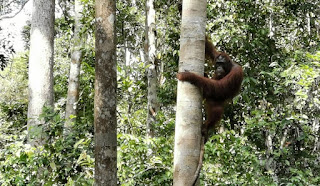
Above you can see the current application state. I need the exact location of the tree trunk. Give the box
[269,0,275,38]
[312,118,319,152]
[124,41,131,76]
[65,0,83,132]
[145,0,158,138]
[94,0,117,185]
[27,0,55,146]
[173,0,206,185]
[265,131,278,183]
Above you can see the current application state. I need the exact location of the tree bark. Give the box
[65,0,83,132]
[265,131,278,184]
[145,0,158,138]
[27,0,55,146]
[269,0,275,38]
[312,118,319,152]
[173,0,206,185]
[94,0,117,185]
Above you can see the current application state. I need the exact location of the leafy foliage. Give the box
[0,107,94,185]
[203,131,274,185]
[118,134,173,185]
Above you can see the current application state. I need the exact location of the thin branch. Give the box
[0,0,29,21]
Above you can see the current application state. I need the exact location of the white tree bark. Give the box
[269,0,275,38]
[265,131,278,183]
[27,0,55,146]
[307,12,311,36]
[65,0,83,132]
[145,0,158,138]
[94,0,117,185]
[312,119,319,152]
[173,0,206,185]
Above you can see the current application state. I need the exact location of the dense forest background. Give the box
[0,0,320,185]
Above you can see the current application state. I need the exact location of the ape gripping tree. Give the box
[177,37,243,185]
[174,1,244,185]
[173,0,207,185]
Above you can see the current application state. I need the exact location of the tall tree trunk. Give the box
[269,0,275,38]
[27,0,55,146]
[265,131,278,183]
[94,0,117,185]
[125,41,131,76]
[65,0,83,132]
[173,0,206,185]
[306,12,311,36]
[145,0,158,138]
[312,118,319,152]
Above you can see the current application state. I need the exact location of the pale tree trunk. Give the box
[125,41,131,70]
[140,48,145,63]
[145,0,158,138]
[312,119,319,152]
[280,127,288,150]
[27,0,55,146]
[173,0,206,185]
[269,0,275,38]
[65,0,83,132]
[265,131,278,184]
[94,0,117,185]
[306,12,311,36]
[124,40,132,79]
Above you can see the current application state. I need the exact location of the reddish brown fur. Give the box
[177,37,243,141]
[205,36,220,63]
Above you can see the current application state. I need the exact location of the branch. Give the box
[0,0,29,21]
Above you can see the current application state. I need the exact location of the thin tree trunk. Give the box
[65,0,83,132]
[27,0,55,146]
[269,0,275,38]
[280,128,288,150]
[94,0,117,185]
[307,12,311,36]
[125,41,131,75]
[313,119,320,152]
[173,0,206,185]
[265,131,278,184]
[145,0,158,138]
